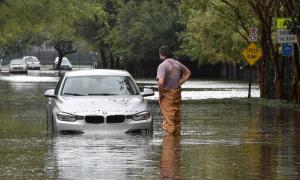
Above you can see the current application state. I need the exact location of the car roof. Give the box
[55,57,68,59]
[23,56,37,58]
[11,59,23,61]
[66,69,132,77]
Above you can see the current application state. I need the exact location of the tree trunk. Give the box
[292,44,300,103]
[257,60,265,98]
[100,47,107,68]
[115,57,120,69]
[56,52,63,70]
[109,54,114,69]
[274,45,282,99]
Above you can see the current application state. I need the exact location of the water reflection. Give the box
[45,134,158,179]
[159,134,181,180]
[2,78,300,179]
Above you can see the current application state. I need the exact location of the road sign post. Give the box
[248,65,252,98]
[281,43,293,57]
[242,42,263,98]
[242,42,263,66]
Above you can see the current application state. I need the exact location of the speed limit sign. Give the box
[248,27,258,42]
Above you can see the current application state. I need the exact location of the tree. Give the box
[178,1,249,65]
[0,0,48,56]
[281,0,300,102]
[76,0,122,69]
[0,0,105,69]
[109,0,180,76]
[43,0,105,69]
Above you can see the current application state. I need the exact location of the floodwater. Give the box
[1,74,300,179]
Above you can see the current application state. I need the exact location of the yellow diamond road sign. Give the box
[242,42,263,66]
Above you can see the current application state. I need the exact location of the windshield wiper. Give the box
[88,93,118,96]
[64,93,85,96]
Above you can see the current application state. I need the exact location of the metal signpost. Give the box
[276,17,297,49]
[276,18,297,101]
[277,29,297,44]
[242,28,263,98]
[281,43,293,57]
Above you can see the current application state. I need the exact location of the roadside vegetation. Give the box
[1,0,300,103]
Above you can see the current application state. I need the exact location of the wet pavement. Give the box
[1,74,300,179]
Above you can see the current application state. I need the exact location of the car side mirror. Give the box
[44,89,57,98]
[141,88,154,97]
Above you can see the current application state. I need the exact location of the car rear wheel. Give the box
[47,113,57,136]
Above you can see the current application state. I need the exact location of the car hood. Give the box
[10,64,26,66]
[56,95,147,116]
[61,62,71,66]
[27,62,39,65]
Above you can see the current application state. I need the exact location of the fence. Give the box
[1,49,94,69]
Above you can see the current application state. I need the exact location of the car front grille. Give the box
[106,115,125,123]
[13,67,23,70]
[85,116,104,124]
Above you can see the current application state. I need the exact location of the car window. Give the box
[61,75,139,96]
[10,59,25,64]
[24,57,38,62]
[61,58,70,65]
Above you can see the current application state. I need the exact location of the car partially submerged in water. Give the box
[53,57,72,70]
[44,69,154,134]
[23,56,41,70]
[9,59,27,73]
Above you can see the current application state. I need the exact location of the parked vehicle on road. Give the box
[9,59,27,73]
[44,69,154,134]
[53,57,72,70]
[23,56,41,70]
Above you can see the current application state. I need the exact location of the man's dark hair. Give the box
[159,45,172,58]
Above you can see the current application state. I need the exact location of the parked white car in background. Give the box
[9,59,27,73]
[53,57,72,70]
[23,56,41,70]
[44,69,154,134]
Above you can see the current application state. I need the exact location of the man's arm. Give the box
[156,63,165,90]
[157,78,164,89]
[179,67,191,86]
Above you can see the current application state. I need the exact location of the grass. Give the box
[230,97,300,110]
[157,97,300,110]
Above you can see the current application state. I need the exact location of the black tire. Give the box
[47,113,57,137]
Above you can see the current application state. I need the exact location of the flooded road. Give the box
[1,74,300,179]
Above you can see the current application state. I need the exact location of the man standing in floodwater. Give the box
[156,45,191,135]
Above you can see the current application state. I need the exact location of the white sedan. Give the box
[9,59,27,73]
[23,56,41,70]
[53,57,72,70]
[44,69,154,134]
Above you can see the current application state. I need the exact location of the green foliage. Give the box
[288,2,300,34]
[76,0,121,68]
[43,0,105,47]
[0,0,106,56]
[178,1,249,65]
[108,0,179,62]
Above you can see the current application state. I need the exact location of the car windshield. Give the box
[10,59,25,64]
[61,59,70,65]
[61,75,139,96]
[24,57,38,62]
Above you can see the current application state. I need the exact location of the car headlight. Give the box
[132,111,151,121]
[56,112,84,122]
